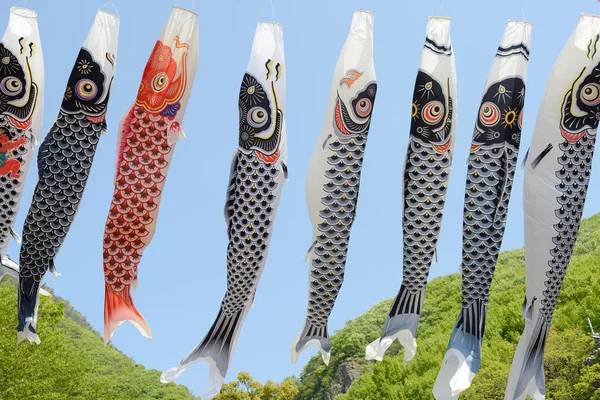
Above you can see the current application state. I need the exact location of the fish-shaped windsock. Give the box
[504,14,600,400]
[103,6,198,343]
[432,21,531,399]
[366,16,456,364]
[292,10,377,366]
[0,7,44,285]
[17,10,119,344]
[160,22,286,400]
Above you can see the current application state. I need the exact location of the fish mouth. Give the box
[560,127,587,143]
[433,138,451,153]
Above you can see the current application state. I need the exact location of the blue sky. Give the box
[3,0,600,396]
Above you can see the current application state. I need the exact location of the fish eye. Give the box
[152,72,169,92]
[75,79,98,100]
[0,77,22,96]
[355,98,372,118]
[422,101,444,125]
[479,102,500,126]
[1,56,10,65]
[581,83,600,107]
[247,106,268,128]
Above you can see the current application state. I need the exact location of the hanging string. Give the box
[269,0,278,24]
[103,0,120,16]
[437,0,449,17]
[14,0,34,9]
[175,0,196,12]
[521,0,527,22]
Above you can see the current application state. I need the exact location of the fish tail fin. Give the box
[17,276,41,344]
[104,284,152,344]
[433,300,487,399]
[291,320,331,365]
[161,306,251,400]
[504,315,548,400]
[366,284,422,363]
[0,254,19,282]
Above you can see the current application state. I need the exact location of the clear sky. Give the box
[3,0,600,396]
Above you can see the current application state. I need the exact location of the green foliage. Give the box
[215,372,299,400]
[293,213,600,399]
[0,278,196,399]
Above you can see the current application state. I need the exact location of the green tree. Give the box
[215,372,299,400]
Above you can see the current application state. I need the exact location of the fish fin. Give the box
[48,260,60,281]
[28,131,39,149]
[291,320,331,365]
[167,121,185,145]
[17,274,42,344]
[39,287,51,297]
[101,120,108,136]
[524,297,536,321]
[367,285,423,363]
[37,130,54,179]
[530,143,553,169]
[434,249,438,265]
[104,285,152,344]
[281,161,288,182]
[520,148,530,169]
[322,133,332,150]
[115,107,135,177]
[504,315,548,400]
[0,254,19,282]
[492,144,509,224]
[303,240,317,262]
[224,152,239,237]
[161,306,251,399]
[9,227,21,244]
[433,300,487,399]
[521,295,528,320]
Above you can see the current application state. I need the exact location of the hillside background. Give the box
[3,214,600,399]
[218,213,600,400]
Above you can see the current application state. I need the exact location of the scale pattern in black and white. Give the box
[17,47,112,340]
[454,77,526,341]
[307,134,366,329]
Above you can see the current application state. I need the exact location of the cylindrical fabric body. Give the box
[103,6,199,343]
[293,10,378,365]
[160,21,286,400]
[433,20,531,400]
[505,14,600,400]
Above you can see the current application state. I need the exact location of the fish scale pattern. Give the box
[223,151,280,316]
[20,111,102,282]
[542,132,596,323]
[462,144,517,304]
[103,105,173,293]
[307,134,366,328]
[402,139,450,293]
[0,115,29,251]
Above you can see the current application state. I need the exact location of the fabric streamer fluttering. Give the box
[0,7,44,286]
[292,10,377,366]
[160,22,286,399]
[433,20,531,399]
[18,10,119,344]
[504,14,600,400]
[366,16,456,364]
[103,6,198,343]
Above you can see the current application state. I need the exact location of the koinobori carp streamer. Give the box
[160,21,287,400]
[367,16,457,364]
[102,6,198,343]
[292,10,377,366]
[433,20,531,399]
[18,10,119,344]
[505,14,600,400]
[0,7,44,286]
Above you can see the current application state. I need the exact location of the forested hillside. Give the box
[288,213,600,399]
[0,279,196,399]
